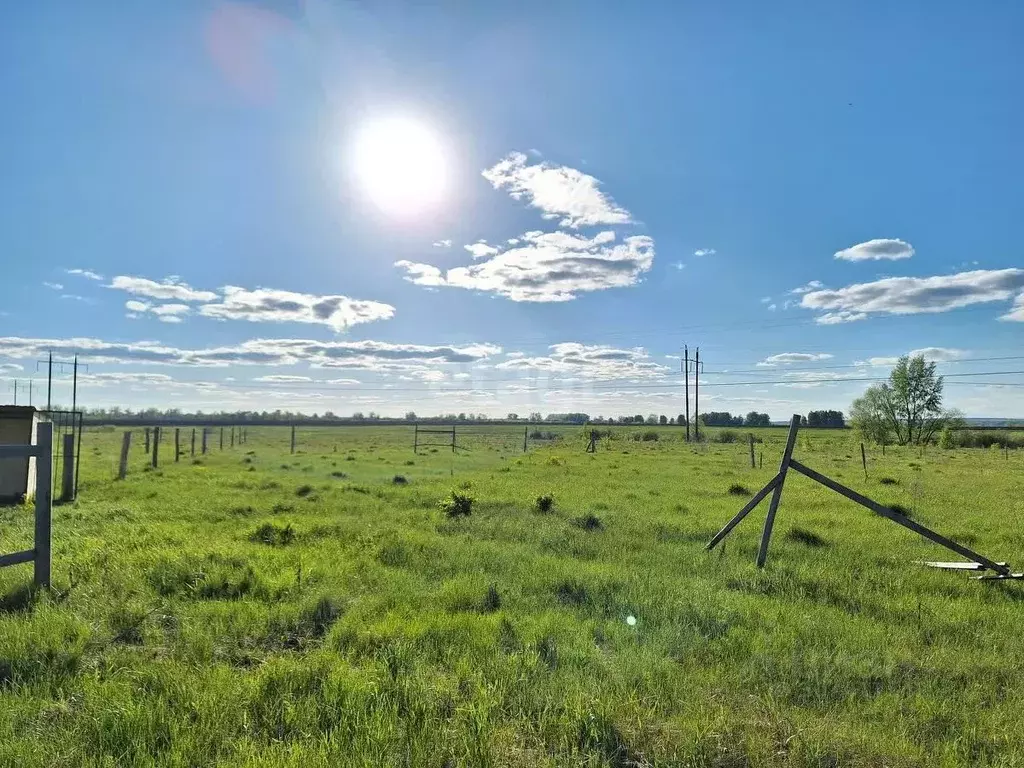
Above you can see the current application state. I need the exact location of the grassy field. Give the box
[1,423,1023,767]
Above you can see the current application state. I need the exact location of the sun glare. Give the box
[351,116,449,219]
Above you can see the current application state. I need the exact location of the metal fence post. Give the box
[61,433,75,501]
[291,424,296,454]
[34,422,53,588]
[152,426,160,468]
[201,428,208,455]
[220,427,224,450]
[175,428,180,462]
[144,427,150,453]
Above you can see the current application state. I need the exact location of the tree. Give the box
[352,411,365,420]
[744,411,771,427]
[660,415,669,425]
[677,414,687,426]
[849,355,949,445]
[507,413,519,421]
[529,412,543,422]
[405,411,417,421]
[806,410,845,428]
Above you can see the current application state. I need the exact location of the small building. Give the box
[0,406,39,503]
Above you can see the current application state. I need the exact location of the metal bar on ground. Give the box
[34,422,53,588]
[706,473,783,550]
[0,550,35,568]
[789,458,1011,576]
[756,415,800,567]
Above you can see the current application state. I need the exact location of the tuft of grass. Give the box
[295,484,314,497]
[573,513,603,531]
[330,471,347,479]
[534,493,555,513]
[392,475,409,485]
[249,522,296,546]
[879,477,899,485]
[727,483,751,496]
[480,584,502,613]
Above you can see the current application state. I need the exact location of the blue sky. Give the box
[2,0,1022,418]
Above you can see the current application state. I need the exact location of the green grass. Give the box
[1,424,1023,766]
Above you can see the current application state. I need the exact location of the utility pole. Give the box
[11,380,16,406]
[683,345,690,442]
[46,351,52,410]
[28,381,32,407]
[694,347,701,442]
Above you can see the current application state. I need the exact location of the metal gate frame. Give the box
[38,410,82,498]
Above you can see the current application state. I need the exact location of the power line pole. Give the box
[47,351,52,410]
[695,347,701,442]
[11,380,16,406]
[683,345,690,442]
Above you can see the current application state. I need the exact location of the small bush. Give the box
[250,522,296,546]
[535,494,555,513]
[330,471,347,479]
[530,430,559,441]
[573,513,603,531]
[404,460,415,466]
[392,475,408,485]
[438,490,474,518]
[641,430,659,442]
[938,427,955,450]
[727,483,751,496]
[295,484,314,497]
[555,579,590,606]
[716,430,739,444]
[879,477,898,486]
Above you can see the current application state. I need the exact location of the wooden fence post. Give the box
[152,426,160,468]
[34,422,53,589]
[749,434,755,469]
[231,427,235,448]
[413,424,418,454]
[756,415,800,568]
[220,427,224,450]
[523,426,528,453]
[291,424,296,454]
[61,433,75,502]
[861,442,867,479]
[144,427,150,453]
[191,428,196,456]
[201,428,208,455]
[174,428,180,462]
[118,431,131,480]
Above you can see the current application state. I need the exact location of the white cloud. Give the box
[759,352,833,366]
[834,238,914,262]
[693,248,716,257]
[760,296,772,303]
[495,343,669,380]
[799,269,1024,322]
[767,303,777,311]
[0,363,23,371]
[856,347,970,367]
[198,287,395,332]
[1001,292,1024,322]
[125,300,150,313]
[253,375,313,383]
[791,280,824,295]
[0,336,501,369]
[124,301,191,323]
[433,239,452,248]
[481,151,632,229]
[396,230,654,302]
[464,241,499,258]
[43,282,64,291]
[66,268,104,281]
[109,276,218,302]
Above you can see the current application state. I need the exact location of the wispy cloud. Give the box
[198,287,395,332]
[798,269,1024,323]
[125,301,192,323]
[757,352,833,367]
[481,151,632,229]
[432,239,452,248]
[495,343,669,379]
[856,347,970,366]
[0,336,501,369]
[66,268,104,281]
[693,248,716,257]
[397,230,654,302]
[43,282,63,291]
[834,238,914,262]
[109,276,218,302]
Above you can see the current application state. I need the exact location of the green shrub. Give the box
[535,494,554,513]
[438,490,474,518]
[939,427,954,449]
[249,522,295,546]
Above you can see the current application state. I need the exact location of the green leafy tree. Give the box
[850,355,951,445]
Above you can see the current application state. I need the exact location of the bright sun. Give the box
[351,116,449,219]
